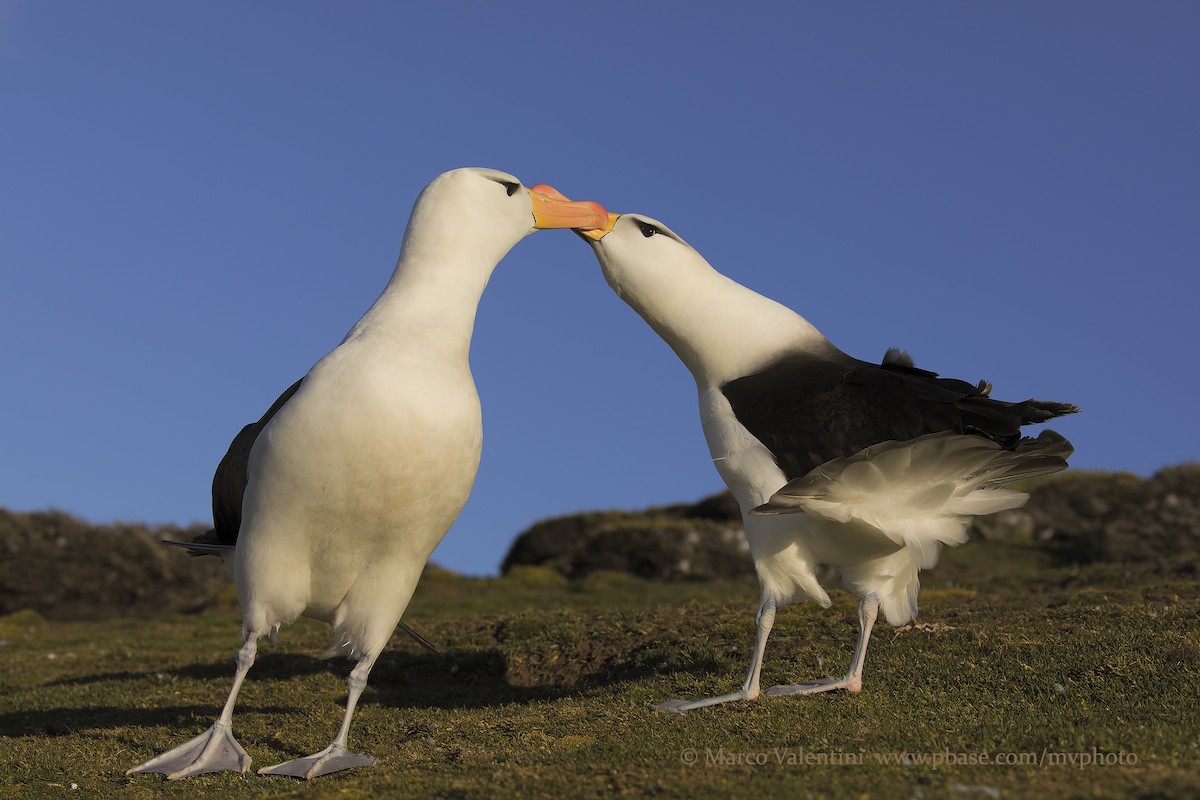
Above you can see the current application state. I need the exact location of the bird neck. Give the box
[618,267,832,388]
[340,247,501,360]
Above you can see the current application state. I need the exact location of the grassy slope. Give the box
[1,543,1198,800]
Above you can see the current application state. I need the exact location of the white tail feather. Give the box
[752,431,1072,620]
[950,487,1029,516]
[754,431,1070,532]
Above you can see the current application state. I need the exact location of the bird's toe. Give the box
[258,744,377,780]
[766,676,852,696]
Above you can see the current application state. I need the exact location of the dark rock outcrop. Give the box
[0,509,226,621]
[501,494,748,581]
[971,464,1200,568]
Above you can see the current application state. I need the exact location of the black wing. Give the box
[210,378,304,545]
[720,351,1078,482]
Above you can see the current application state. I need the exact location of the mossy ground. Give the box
[2,542,1197,799]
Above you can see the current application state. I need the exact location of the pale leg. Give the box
[127,634,258,779]
[767,592,879,696]
[656,596,777,713]
[258,654,379,779]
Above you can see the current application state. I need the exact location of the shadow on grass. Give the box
[0,703,301,739]
[4,639,720,740]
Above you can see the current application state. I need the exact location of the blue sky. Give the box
[2,2,1196,576]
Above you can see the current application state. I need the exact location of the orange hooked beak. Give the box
[527,184,609,232]
[529,184,618,239]
[577,211,619,240]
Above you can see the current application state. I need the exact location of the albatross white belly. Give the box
[237,341,482,656]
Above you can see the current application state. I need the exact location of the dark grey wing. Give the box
[720,353,960,480]
[721,352,1077,482]
[210,378,304,545]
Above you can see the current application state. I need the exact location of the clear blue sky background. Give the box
[2,2,1196,576]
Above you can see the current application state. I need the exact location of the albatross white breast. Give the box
[578,210,1078,713]
[127,168,607,779]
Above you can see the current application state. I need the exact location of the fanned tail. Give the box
[751,429,1073,563]
[753,430,1073,625]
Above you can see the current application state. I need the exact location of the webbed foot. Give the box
[126,721,250,780]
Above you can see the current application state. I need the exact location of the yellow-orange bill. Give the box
[578,212,620,240]
[527,184,609,231]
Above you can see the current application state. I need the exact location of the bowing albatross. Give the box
[127,168,607,779]
[578,211,1077,713]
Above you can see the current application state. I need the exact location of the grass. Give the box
[1,544,1198,799]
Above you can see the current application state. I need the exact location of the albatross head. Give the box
[574,211,743,381]
[399,168,608,267]
[575,211,707,306]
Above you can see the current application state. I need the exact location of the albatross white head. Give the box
[579,211,829,387]
[352,168,609,347]
[396,167,609,273]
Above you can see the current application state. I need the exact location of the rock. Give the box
[501,492,751,581]
[0,508,226,621]
[572,517,750,580]
[969,464,1200,568]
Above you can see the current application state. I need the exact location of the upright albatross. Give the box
[577,210,1077,713]
[127,168,607,779]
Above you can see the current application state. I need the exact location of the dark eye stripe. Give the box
[502,181,519,197]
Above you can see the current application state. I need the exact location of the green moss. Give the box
[500,564,569,588]
[575,569,648,593]
[0,608,48,638]
[495,615,552,643]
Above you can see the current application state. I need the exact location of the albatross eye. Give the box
[501,181,520,197]
[636,220,661,238]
